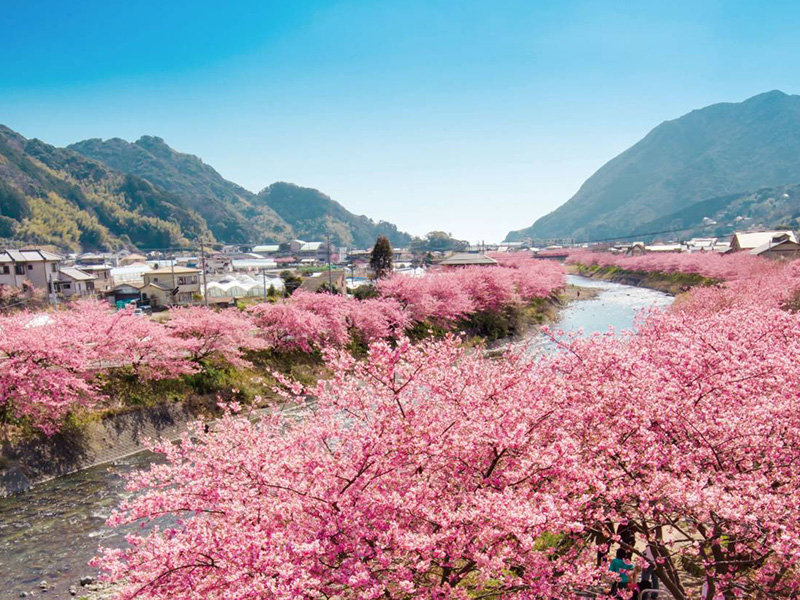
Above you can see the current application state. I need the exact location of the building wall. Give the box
[57,279,96,298]
[0,261,58,290]
[140,272,200,306]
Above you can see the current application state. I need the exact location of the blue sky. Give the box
[1,0,799,242]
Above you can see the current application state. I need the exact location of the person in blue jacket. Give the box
[609,548,634,598]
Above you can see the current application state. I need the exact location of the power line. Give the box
[560,223,732,246]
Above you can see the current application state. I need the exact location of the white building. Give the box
[55,267,97,298]
[730,230,798,252]
[0,249,62,292]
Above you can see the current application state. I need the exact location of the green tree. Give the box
[353,284,379,300]
[410,231,468,253]
[280,270,303,297]
[369,236,393,279]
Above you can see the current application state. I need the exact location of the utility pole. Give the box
[262,268,268,302]
[200,237,209,307]
[326,229,333,293]
[169,247,176,306]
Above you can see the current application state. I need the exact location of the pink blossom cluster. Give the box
[674,257,800,314]
[249,291,410,352]
[377,260,565,322]
[567,249,769,281]
[95,294,800,598]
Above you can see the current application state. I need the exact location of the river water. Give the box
[0,276,673,598]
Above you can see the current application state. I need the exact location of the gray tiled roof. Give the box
[0,249,64,263]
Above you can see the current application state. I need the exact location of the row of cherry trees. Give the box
[0,260,565,435]
[250,260,564,350]
[93,256,800,599]
[566,249,770,281]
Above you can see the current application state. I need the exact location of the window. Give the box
[51,264,57,272]
[28,264,33,271]
[15,265,25,275]
[1,266,8,274]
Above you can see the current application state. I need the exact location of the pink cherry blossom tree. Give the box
[167,306,267,368]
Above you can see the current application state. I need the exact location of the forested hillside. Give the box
[0,125,208,251]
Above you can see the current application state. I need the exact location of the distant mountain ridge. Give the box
[258,182,411,248]
[69,136,411,248]
[68,136,290,244]
[507,90,800,242]
[0,125,209,251]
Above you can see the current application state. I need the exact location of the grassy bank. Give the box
[569,263,719,295]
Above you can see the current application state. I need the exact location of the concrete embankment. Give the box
[0,402,205,497]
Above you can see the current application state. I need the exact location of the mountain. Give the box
[633,184,800,241]
[68,136,291,244]
[258,182,412,248]
[70,136,412,248]
[507,90,800,242]
[0,125,209,251]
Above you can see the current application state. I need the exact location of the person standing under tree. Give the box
[609,548,635,599]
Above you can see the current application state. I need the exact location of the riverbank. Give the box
[1,289,582,498]
[568,263,718,295]
[0,402,209,497]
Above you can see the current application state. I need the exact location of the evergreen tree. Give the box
[280,270,303,297]
[369,236,393,279]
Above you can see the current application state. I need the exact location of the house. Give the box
[729,230,798,252]
[439,252,498,267]
[109,283,143,308]
[54,267,97,299]
[207,254,234,273]
[118,253,148,266]
[292,240,336,262]
[0,249,63,292]
[298,241,324,259]
[75,264,114,293]
[749,234,800,260]
[76,253,108,266]
[686,238,717,253]
[289,239,307,254]
[298,270,347,294]
[625,242,647,256]
[139,266,201,307]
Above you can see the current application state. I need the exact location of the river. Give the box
[0,276,673,598]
